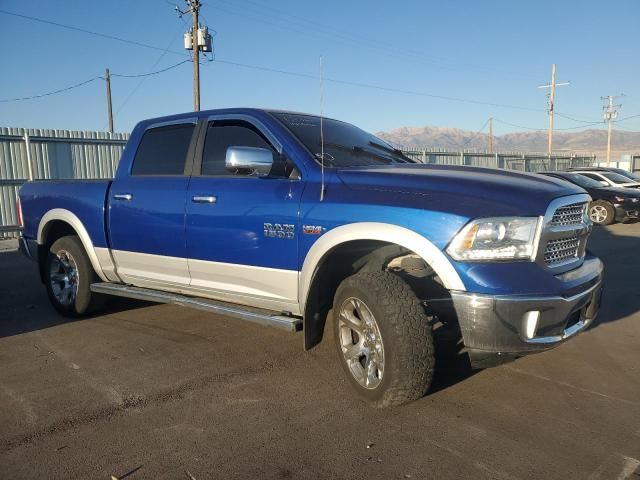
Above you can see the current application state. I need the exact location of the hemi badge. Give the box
[303,225,324,235]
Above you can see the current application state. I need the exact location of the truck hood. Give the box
[336,163,586,217]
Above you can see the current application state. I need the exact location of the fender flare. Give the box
[298,222,466,309]
[37,208,108,282]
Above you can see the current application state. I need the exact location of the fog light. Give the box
[523,311,540,339]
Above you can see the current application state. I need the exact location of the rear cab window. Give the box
[131,123,195,175]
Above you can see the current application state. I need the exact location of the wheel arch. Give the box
[299,222,465,350]
[37,209,108,282]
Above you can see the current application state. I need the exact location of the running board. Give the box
[90,282,302,332]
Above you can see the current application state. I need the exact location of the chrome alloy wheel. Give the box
[49,249,79,306]
[590,205,608,224]
[337,297,385,390]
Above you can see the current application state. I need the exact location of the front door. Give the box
[185,117,303,313]
[108,120,197,288]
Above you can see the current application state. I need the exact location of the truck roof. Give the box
[136,108,335,129]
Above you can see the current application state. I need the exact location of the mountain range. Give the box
[376,126,640,159]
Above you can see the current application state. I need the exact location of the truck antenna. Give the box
[319,55,326,202]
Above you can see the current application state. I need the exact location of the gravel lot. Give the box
[1,224,639,480]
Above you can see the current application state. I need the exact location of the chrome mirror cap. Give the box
[225,146,274,175]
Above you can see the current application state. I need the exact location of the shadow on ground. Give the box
[0,222,637,395]
[0,251,151,338]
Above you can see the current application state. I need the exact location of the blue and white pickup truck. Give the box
[18,108,603,407]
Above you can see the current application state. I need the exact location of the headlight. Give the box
[446,217,541,261]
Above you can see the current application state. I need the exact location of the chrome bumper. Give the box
[450,259,603,355]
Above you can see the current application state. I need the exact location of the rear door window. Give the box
[132,124,195,175]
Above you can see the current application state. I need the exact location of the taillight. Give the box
[16,198,23,228]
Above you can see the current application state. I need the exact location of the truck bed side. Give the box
[19,179,112,249]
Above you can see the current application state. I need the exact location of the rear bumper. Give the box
[450,257,603,358]
[19,236,38,262]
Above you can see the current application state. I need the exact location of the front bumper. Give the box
[614,204,639,222]
[450,257,603,357]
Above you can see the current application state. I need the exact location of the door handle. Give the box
[192,195,217,204]
[113,193,133,201]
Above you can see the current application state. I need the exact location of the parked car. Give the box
[18,108,603,407]
[566,168,640,189]
[600,167,640,182]
[541,171,640,225]
[566,166,640,182]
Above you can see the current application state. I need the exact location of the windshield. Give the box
[551,172,603,189]
[600,172,636,183]
[272,112,414,167]
[609,169,640,182]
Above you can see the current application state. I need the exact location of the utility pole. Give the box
[538,64,570,155]
[601,95,622,166]
[190,0,200,111]
[105,68,114,133]
[178,1,211,112]
[488,117,493,153]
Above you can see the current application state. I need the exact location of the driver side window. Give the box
[201,121,275,176]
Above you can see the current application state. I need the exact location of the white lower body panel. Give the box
[106,249,300,315]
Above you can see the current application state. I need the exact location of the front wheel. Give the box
[45,235,105,317]
[589,201,615,226]
[332,271,435,408]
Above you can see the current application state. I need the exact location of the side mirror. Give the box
[225,146,274,175]
[599,180,609,186]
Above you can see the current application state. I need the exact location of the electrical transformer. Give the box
[184,31,193,50]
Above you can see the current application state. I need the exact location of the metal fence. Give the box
[0,127,597,238]
[399,146,596,172]
[0,127,129,238]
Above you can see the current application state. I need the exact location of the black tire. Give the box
[44,235,105,317]
[332,271,435,408]
[589,200,615,226]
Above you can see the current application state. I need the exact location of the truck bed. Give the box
[19,179,112,247]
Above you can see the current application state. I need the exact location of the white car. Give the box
[572,170,640,189]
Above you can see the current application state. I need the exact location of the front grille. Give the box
[544,236,581,266]
[550,202,587,226]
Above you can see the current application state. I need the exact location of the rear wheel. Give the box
[332,271,435,408]
[589,201,615,225]
[45,235,105,317]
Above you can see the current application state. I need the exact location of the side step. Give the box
[90,282,302,332]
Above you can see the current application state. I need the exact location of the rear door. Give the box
[185,115,304,312]
[108,118,197,288]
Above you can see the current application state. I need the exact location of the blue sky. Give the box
[0,0,638,135]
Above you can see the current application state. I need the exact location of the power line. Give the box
[555,112,602,123]
[1,61,190,104]
[493,118,604,131]
[210,58,545,112]
[618,113,640,122]
[111,59,191,78]
[207,0,539,81]
[2,8,639,127]
[0,76,102,102]
[462,118,490,148]
[110,50,189,124]
[0,9,185,57]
